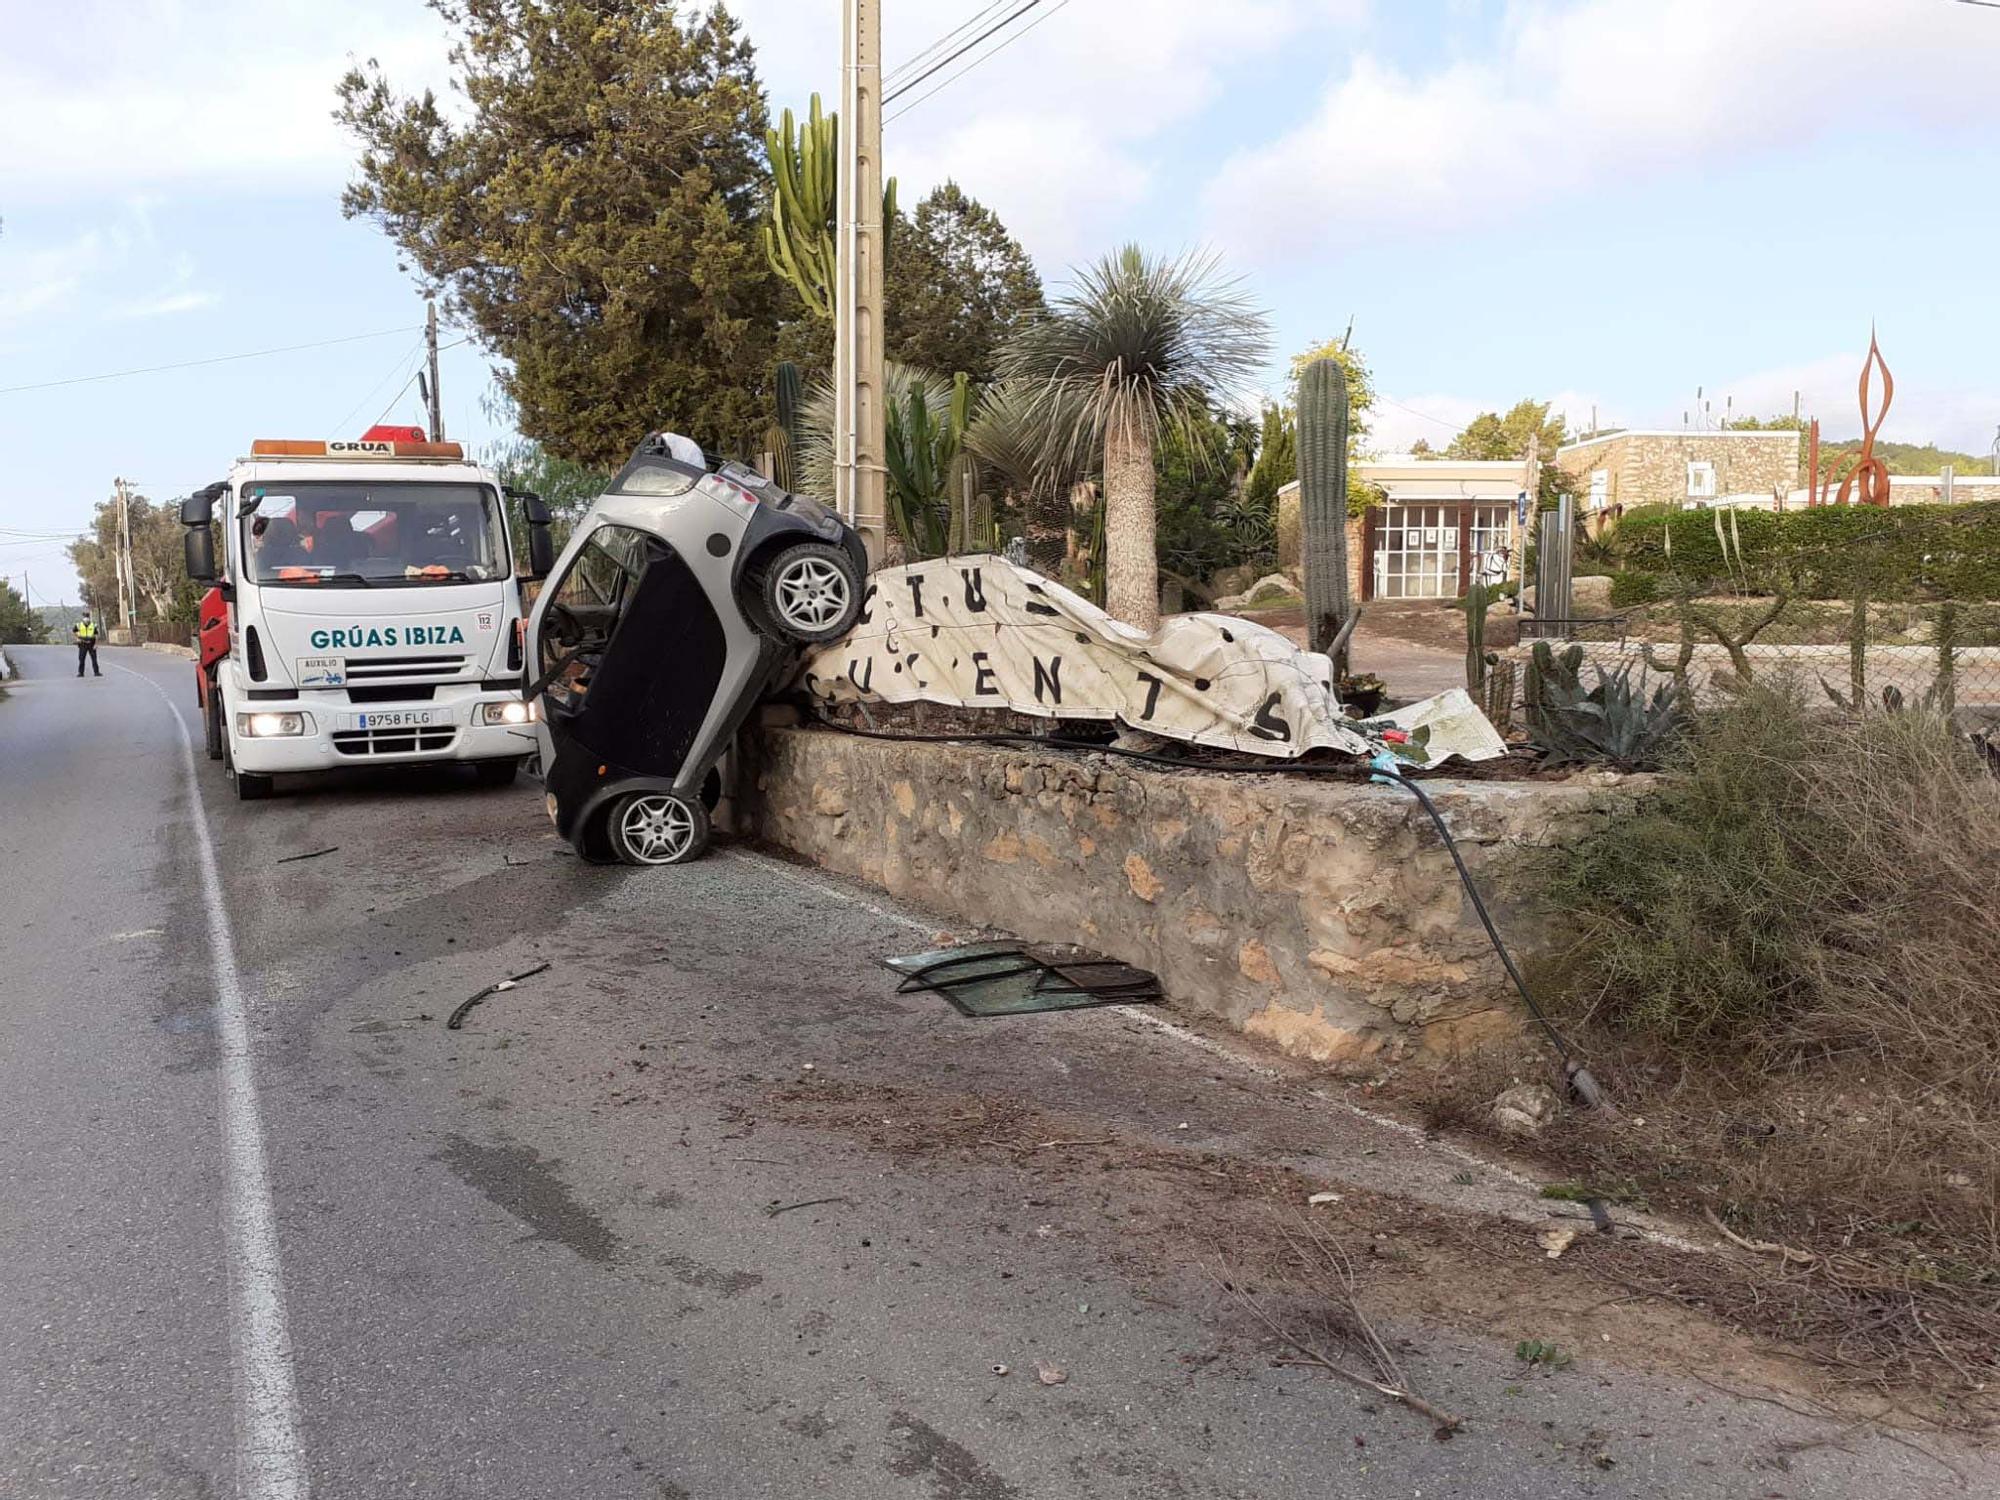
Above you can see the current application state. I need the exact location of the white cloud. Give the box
[736,0,1370,266]
[1706,351,2000,456]
[1207,0,1999,259]
[0,227,116,325]
[0,0,455,198]
[107,289,221,321]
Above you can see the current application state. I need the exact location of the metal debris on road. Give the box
[883,942,1162,1017]
[445,960,554,1030]
[764,1195,852,1218]
[275,846,339,864]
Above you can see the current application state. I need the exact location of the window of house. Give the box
[1687,461,1717,500]
[1588,469,1609,509]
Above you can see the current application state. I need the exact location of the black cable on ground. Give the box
[808,711,1618,1116]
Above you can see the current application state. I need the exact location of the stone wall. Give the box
[740,726,1647,1065]
[1556,432,1800,509]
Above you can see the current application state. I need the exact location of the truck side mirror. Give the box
[180,482,223,583]
[516,491,556,579]
[184,527,217,584]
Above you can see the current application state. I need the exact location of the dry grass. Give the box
[1410,688,2000,1394]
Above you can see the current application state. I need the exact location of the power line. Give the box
[328,334,428,439]
[0,326,421,397]
[886,0,1072,124]
[1375,394,1467,432]
[884,0,1016,88]
[366,336,471,432]
[883,0,1047,106]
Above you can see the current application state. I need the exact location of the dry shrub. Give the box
[1539,684,2000,1268]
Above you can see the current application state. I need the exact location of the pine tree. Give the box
[886,182,1044,387]
[337,1,783,467]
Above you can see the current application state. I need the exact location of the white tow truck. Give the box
[178,430,556,800]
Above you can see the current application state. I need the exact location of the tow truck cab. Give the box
[179,433,556,800]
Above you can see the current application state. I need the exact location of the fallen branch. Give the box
[1203,1228,1463,1436]
[276,846,339,865]
[765,1195,852,1219]
[1703,1206,1817,1268]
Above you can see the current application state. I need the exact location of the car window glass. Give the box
[540,524,651,703]
[616,461,702,498]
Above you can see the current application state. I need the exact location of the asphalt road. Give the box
[0,643,1985,1499]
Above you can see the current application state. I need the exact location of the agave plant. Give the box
[1524,640,1685,769]
[996,245,1271,629]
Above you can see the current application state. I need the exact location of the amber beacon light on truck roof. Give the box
[248,438,468,460]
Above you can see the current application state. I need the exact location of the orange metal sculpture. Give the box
[1833,331,1895,508]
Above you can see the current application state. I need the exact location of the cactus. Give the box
[945,451,981,553]
[1464,583,1514,729]
[1483,657,1517,733]
[1931,599,1958,717]
[1465,581,1491,695]
[769,360,803,489]
[1297,357,1357,676]
[762,94,897,320]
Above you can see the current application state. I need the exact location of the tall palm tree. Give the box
[998,246,1270,629]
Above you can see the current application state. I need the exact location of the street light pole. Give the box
[834,0,888,566]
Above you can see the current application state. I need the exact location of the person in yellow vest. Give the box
[73,616,101,677]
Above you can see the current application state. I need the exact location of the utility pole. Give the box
[424,299,445,442]
[113,477,136,638]
[834,0,888,565]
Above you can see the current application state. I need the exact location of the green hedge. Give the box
[1609,502,2000,600]
[1608,570,1663,608]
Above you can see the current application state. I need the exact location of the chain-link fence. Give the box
[1504,516,2000,726]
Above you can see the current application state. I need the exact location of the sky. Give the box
[4,0,1999,601]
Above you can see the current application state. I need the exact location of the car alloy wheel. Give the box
[610,791,709,866]
[762,543,862,643]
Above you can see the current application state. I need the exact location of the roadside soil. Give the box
[1377,1038,2000,1423]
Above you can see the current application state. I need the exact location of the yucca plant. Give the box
[997,245,1270,629]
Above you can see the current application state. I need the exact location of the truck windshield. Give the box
[240,481,508,587]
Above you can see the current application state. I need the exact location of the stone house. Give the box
[1552,429,1800,515]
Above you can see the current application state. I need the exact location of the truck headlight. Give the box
[478,700,538,726]
[239,712,309,737]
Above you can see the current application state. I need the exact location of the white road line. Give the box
[116,665,311,1499]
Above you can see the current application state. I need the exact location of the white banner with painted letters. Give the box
[798,556,1503,765]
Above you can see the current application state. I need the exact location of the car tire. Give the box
[607,791,710,866]
[473,757,522,788]
[758,542,863,644]
[204,682,225,761]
